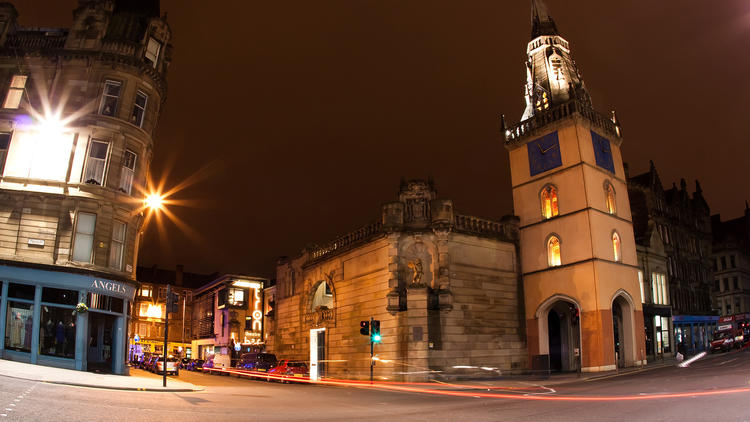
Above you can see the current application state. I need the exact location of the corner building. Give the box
[0,1,171,374]
[504,0,645,371]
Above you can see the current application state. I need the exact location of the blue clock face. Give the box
[591,131,615,173]
[528,132,562,177]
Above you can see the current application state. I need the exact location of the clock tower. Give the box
[505,0,645,372]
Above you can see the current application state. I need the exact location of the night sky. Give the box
[11,0,750,277]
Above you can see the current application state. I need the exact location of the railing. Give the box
[454,214,517,241]
[100,39,137,56]
[304,308,335,325]
[505,99,619,144]
[308,221,383,262]
[6,31,67,50]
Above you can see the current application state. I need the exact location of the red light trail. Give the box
[201,367,750,402]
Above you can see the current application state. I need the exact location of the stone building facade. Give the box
[267,180,526,381]
[0,0,171,374]
[711,204,750,316]
[627,162,715,355]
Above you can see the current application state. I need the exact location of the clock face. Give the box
[591,131,615,173]
[528,132,562,177]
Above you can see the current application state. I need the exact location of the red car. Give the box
[268,360,308,380]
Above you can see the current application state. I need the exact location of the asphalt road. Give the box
[1,350,749,422]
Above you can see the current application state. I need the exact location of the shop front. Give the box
[0,264,135,374]
[673,314,719,356]
[643,304,673,361]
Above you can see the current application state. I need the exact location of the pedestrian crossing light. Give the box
[360,320,369,336]
[371,320,381,343]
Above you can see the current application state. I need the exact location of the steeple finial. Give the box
[531,0,558,39]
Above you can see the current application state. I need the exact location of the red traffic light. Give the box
[359,320,369,336]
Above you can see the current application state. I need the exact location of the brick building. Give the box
[711,204,750,316]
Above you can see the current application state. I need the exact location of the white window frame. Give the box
[145,37,161,67]
[83,140,110,186]
[3,75,27,109]
[131,91,147,128]
[98,80,122,117]
[72,212,96,263]
[109,220,126,270]
[119,149,137,194]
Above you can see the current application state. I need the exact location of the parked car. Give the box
[237,352,277,371]
[153,357,179,375]
[180,358,191,369]
[200,355,216,371]
[269,360,308,379]
[145,355,159,372]
[186,359,205,371]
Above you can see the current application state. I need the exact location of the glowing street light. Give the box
[144,193,164,210]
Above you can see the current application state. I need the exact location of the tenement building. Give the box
[711,204,750,316]
[627,163,715,355]
[269,180,525,381]
[0,0,171,373]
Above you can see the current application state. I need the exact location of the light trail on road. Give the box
[201,367,750,402]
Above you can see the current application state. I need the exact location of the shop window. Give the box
[109,220,126,270]
[540,185,559,219]
[547,235,561,267]
[41,287,77,306]
[72,212,96,263]
[131,91,147,127]
[83,140,109,185]
[604,182,616,214]
[8,283,35,301]
[39,306,76,359]
[3,75,27,109]
[612,232,621,262]
[0,132,10,175]
[5,302,33,352]
[99,80,121,117]
[87,293,123,313]
[119,150,137,194]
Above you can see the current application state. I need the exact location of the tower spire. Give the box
[531,0,558,38]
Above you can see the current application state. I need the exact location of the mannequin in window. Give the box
[44,319,54,351]
[56,321,65,355]
[65,321,76,357]
[24,314,33,349]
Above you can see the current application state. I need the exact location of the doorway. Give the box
[612,294,634,368]
[87,312,115,373]
[309,328,326,380]
[542,300,580,372]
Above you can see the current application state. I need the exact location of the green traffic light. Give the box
[372,334,381,342]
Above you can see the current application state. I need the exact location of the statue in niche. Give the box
[407,259,423,285]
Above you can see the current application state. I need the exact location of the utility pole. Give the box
[163,284,170,388]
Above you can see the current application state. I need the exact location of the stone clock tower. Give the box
[504,0,645,372]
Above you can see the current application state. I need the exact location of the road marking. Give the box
[718,358,738,366]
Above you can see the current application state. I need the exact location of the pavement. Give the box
[0,359,201,392]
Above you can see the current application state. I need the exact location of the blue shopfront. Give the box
[673,314,719,356]
[0,264,135,374]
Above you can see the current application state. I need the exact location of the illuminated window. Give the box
[311,282,334,309]
[541,185,559,219]
[119,150,137,194]
[605,182,616,214]
[547,235,561,267]
[72,212,96,263]
[140,287,152,298]
[145,37,161,67]
[109,220,126,270]
[131,91,147,127]
[83,140,109,185]
[651,273,668,305]
[638,271,644,303]
[612,232,621,262]
[3,75,27,109]
[0,132,9,174]
[227,287,246,307]
[99,80,121,117]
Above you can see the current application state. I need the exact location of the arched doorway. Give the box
[537,296,581,373]
[611,292,636,368]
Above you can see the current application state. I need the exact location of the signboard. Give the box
[134,334,140,343]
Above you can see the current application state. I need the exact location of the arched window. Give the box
[541,185,559,219]
[605,182,616,214]
[547,235,561,267]
[311,281,333,310]
[612,232,622,262]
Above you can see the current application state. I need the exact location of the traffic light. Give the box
[359,320,369,336]
[167,291,179,313]
[371,320,381,342]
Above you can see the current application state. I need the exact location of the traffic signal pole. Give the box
[370,317,374,384]
[163,284,170,388]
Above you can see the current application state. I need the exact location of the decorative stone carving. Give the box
[407,259,423,285]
